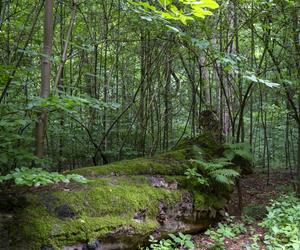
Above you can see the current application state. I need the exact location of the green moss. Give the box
[69,145,210,179]
[20,207,159,249]
[54,176,182,217]
[70,157,186,177]
[12,174,225,249]
[70,151,193,178]
[173,132,223,158]
[38,215,157,249]
[155,149,187,161]
[12,176,183,249]
[192,192,227,211]
[193,192,206,210]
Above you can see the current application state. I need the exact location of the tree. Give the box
[290,2,300,196]
[35,0,53,158]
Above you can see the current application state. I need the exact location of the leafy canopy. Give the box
[131,0,219,24]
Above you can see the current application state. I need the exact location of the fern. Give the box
[210,169,240,185]
[224,143,252,162]
[185,167,209,186]
[185,158,239,188]
[184,143,248,189]
[192,159,230,171]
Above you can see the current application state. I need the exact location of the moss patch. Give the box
[69,145,206,178]
[11,176,184,249]
[173,132,224,159]
[70,157,188,177]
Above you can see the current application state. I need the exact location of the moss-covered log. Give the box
[0,133,252,250]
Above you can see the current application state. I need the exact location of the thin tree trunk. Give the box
[35,0,53,158]
[54,1,76,93]
[0,0,44,104]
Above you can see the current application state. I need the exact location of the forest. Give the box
[0,0,300,249]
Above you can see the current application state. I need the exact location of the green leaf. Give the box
[158,0,173,7]
[244,74,259,83]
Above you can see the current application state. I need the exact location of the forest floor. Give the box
[193,170,294,250]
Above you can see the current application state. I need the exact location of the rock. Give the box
[233,154,253,175]
[133,209,147,223]
[156,202,167,225]
[41,246,55,250]
[0,132,251,250]
[199,110,223,142]
[86,240,101,249]
[148,177,178,189]
[55,204,76,219]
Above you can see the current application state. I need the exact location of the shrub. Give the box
[261,194,300,249]
[0,167,88,187]
[205,216,246,249]
[145,233,194,250]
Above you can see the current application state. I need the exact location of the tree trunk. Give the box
[291,4,300,196]
[298,97,300,196]
[35,0,53,158]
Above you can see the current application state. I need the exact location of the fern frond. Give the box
[190,157,240,187]
[211,174,232,185]
[210,169,239,185]
[212,158,234,167]
[211,168,240,178]
[193,160,227,172]
[224,143,252,162]
[213,157,231,163]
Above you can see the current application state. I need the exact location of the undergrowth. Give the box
[144,233,194,250]
[204,216,246,249]
[261,194,300,250]
[0,167,88,186]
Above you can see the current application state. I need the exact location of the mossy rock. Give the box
[1,176,222,250]
[0,133,251,250]
[173,132,224,159]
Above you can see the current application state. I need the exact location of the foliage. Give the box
[145,233,194,250]
[28,94,120,114]
[244,234,261,250]
[185,158,239,189]
[0,0,299,208]
[0,0,298,179]
[0,167,88,187]
[0,106,38,172]
[131,0,219,25]
[260,194,300,250]
[185,167,209,186]
[205,217,246,249]
[224,143,252,163]
[184,141,254,189]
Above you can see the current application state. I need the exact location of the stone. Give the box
[55,204,76,219]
